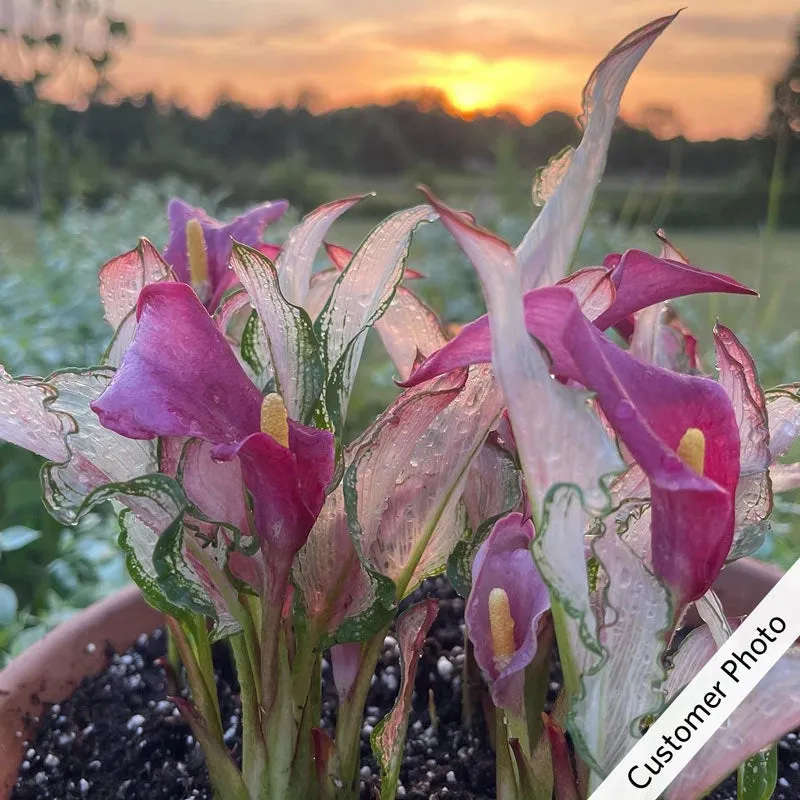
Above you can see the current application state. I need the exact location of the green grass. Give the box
[0,212,36,268]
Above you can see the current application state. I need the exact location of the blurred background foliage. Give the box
[0,3,799,663]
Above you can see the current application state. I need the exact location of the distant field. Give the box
[0,212,37,269]
[2,208,797,350]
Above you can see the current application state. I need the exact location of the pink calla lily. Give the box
[164,198,289,310]
[593,248,755,331]
[465,512,550,714]
[91,281,334,588]
[401,250,753,389]
[410,192,741,605]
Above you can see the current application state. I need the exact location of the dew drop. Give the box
[616,568,633,589]
[615,400,635,421]
[726,734,744,751]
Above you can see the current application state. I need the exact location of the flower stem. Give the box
[265,629,296,799]
[495,710,518,800]
[230,633,267,798]
[334,629,387,797]
[167,615,223,743]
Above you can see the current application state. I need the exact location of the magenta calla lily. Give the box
[91,281,334,584]
[593,248,756,332]
[164,197,289,309]
[402,250,754,389]
[465,512,550,714]
[410,193,741,605]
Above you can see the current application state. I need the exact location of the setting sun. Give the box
[415,51,574,121]
[445,80,496,114]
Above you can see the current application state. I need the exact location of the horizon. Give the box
[6,1,797,142]
[98,1,796,142]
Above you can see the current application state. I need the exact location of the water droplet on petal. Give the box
[617,568,632,589]
[615,400,635,421]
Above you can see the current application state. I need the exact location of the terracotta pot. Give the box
[0,585,163,798]
[0,558,787,798]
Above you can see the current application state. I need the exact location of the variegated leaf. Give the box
[293,483,393,642]
[304,269,340,322]
[665,629,800,799]
[0,367,70,462]
[572,521,672,779]
[316,205,438,430]
[516,14,677,289]
[376,286,447,381]
[98,238,172,329]
[41,369,157,523]
[371,599,438,799]
[229,243,324,423]
[277,195,366,306]
[715,325,772,560]
[345,366,503,599]
[77,475,217,626]
[99,239,174,366]
[766,384,800,461]
[214,289,272,384]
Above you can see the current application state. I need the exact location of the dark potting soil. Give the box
[9,578,800,800]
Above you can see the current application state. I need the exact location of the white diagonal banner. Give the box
[590,557,800,800]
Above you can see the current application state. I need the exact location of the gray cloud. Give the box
[679,12,797,42]
[379,20,588,62]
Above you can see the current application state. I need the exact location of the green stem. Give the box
[191,614,220,719]
[335,630,387,797]
[291,623,320,721]
[265,630,296,800]
[522,620,554,754]
[167,617,224,744]
[184,536,262,707]
[166,625,181,694]
[176,694,251,800]
[230,634,267,799]
[495,710,518,800]
[290,654,323,800]
[260,577,287,716]
[550,600,579,702]
[461,630,478,731]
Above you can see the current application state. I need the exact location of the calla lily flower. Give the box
[401,250,753,389]
[164,198,289,310]
[593,248,755,332]
[91,281,334,592]
[465,512,550,714]
[409,193,741,605]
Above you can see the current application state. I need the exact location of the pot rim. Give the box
[0,584,163,798]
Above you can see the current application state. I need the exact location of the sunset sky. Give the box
[102,1,796,140]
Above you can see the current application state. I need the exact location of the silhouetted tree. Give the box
[0,0,129,223]
[766,21,800,228]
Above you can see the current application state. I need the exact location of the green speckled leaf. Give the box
[316,205,437,432]
[229,243,324,424]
